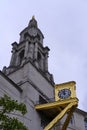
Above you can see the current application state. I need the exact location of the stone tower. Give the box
[3,16,54,84]
[2,17,55,130]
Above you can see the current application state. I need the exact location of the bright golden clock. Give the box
[55,81,76,101]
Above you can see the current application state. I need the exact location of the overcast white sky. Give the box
[0,0,87,111]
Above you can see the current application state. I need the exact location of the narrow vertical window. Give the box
[84,118,87,130]
[70,114,75,125]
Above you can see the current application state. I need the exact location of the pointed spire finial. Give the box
[32,15,35,20]
[28,15,37,28]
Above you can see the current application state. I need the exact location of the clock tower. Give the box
[3,16,54,84]
[2,16,54,130]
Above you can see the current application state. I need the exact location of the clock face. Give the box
[58,89,71,99]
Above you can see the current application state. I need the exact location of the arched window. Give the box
[37,34,40,40]
[19,50,25,64]
[24,32,29,40]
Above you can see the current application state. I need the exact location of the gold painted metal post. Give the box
[44,102,77,130]
[61,107,76,130]
[35,98,78,110]
[35,98,78,130]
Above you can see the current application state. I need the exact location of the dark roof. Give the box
[0,70,22,93]
[75,108,87,116]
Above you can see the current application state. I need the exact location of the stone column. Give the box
[10,42,18,66]
[45,53,48,72]
[10,49,16,66]
[28,42,34,59]
[41,55,44,71]
[34,42,38,60]
[24,40,29,58]
[16,53,20,66]
[34,42,39,67]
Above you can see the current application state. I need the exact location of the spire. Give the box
[19,16,44,44]
[28,16,38,28]
[32,15,35,19]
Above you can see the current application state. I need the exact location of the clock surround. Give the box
[55,81,76,101]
